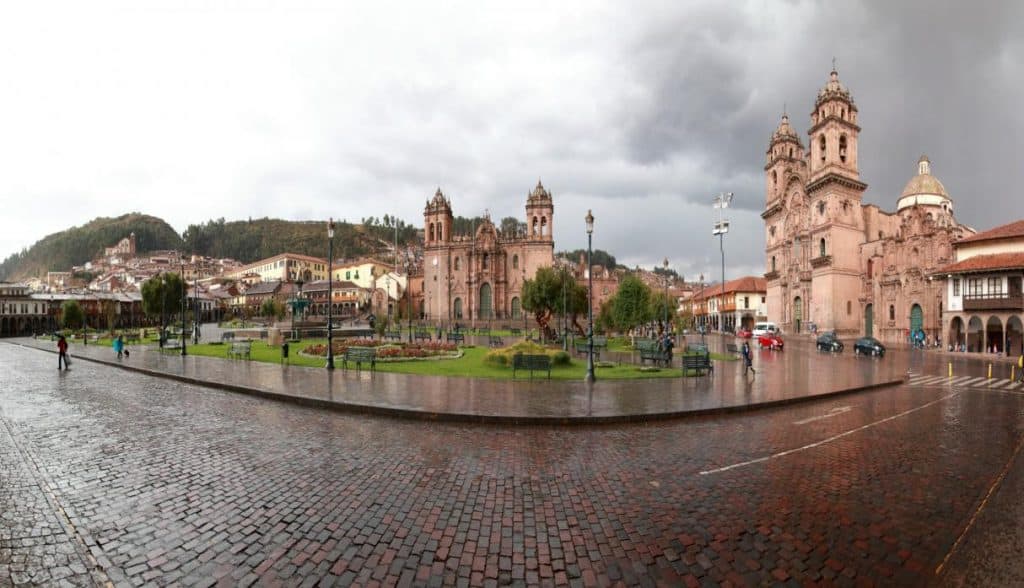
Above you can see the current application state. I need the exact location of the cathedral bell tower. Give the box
[424,188,453,247]
[525,180,553,242]
[764,113,804,208]
[807,67,863,187]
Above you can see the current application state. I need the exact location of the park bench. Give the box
[510,328,522,336]
[343,346,376,371]
[682,353,713,376]
[384,330,403,341]
[488,334,504,348]
[512,353,551,379]
[686,344,709,355]
[414,330,432,342]
[220,332,235,343]
[227,340,252,360]
[637,340,671,367]
[633,337,655,349]
[124,333,140,343]
[573,340,601,361]
[163,337,182,351]
[725,343,740,355]
[446,332,465,344]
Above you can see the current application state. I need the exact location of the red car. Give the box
[736,328,753,338]
[757,333,784,350]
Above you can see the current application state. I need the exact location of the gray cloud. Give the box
[0,0,1020,282]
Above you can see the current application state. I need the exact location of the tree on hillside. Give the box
[557,249,618,270]
[61,300,84,330]
[141,273,185,322]
[499,217,527,237]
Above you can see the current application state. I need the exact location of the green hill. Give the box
[0,213,183,281]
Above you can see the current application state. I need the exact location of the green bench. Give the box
[227,341,251,360]
[512,353,551,379]
[414,330,432,342]
[446,332,465,344]
[637,340,671,367]
[343,347,377,371]
[383,330,403,341]
[682,354,713,376]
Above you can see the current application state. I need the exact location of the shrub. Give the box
[484,341,571,368]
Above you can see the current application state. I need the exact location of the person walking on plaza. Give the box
[741,340,754,376]
[113,335,124,359]
[662,332,674,366]
[57,335,69,370]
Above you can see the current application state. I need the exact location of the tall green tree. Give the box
[649,290,677,334]
[609,276,652,333]
[141,273,185,320]
[260,299,285,320]
[521,267,588,338]
[61,300,84,329]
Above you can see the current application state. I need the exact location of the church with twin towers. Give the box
[421,181,555,323]
[762,66,974,343]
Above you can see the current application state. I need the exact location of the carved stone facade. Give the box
[422,182,555,323]
[762,69,975,343]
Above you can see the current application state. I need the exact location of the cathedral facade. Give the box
[762,69,974,343]
[421,181,555,323]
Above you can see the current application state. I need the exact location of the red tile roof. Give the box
[937,252,1024,275]
[691,276,767,301]
[956,220,1024,244]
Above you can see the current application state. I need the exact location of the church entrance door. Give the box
[793,297,803,334]
[864,304,873,338]
[910,304,923,335]
[479,283,492,320]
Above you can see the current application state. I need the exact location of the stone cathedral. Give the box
[762,68,974,343]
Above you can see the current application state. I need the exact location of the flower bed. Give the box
[302,339,458,360]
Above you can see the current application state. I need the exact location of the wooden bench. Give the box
[446,332,465,344]
[637,341,670,367]
[725,343,740,355]
[343,347,376,371]
[512,353,551,379]
[682,354,713,376]
[384,330,403,341]
[488,335,504,348]
[573,340,601,361]
[414,330,432,342]
[227,341,252,360]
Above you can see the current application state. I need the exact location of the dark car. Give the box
[853,336,886,357]
[816,331,844,352]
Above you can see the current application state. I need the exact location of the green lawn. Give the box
[162,339,719,380]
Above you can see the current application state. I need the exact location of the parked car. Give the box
[737,328,753,339]
[853,336,886,357]
[757,333,784,350]
[816,331,844,352]
[752,322,778,337]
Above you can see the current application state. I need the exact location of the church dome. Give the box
[772,113,799,142]
[815,69,853,106]
[896,156,951,212]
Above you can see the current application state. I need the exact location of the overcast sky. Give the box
[1,0,1021,281]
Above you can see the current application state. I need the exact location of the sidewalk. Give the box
[14,337,906,424]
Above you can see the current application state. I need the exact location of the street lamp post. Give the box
[160,272,167,349]
[193,269,199,344]
[713,192,733,332]
[585,210,595,383]
[562,267,568,351]
[180,261,187,356]
[699,272,705,344]
[662,257,669,335]
[327,218,335,370]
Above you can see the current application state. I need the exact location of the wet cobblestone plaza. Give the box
[2,341,1023,586]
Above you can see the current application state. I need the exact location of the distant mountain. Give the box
[0,213,422,282]
[0,213,183,281]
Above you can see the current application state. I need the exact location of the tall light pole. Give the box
[562,267,568,351]
[160,272,167,349]
[585,210,595,383]
[179,260,187,356]
[713,192,733,332]
[699,272,705,344]
[662,257,669,334]
[326,218,335,370]
[193,266,199,344]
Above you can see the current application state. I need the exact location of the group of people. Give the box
[55,334,130,370]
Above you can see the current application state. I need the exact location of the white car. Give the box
[752,322,778,337]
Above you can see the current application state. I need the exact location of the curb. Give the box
[14,341,907,426]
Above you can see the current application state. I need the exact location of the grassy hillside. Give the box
[0,213,183,281]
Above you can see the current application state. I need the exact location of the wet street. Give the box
[2,342,1023,586]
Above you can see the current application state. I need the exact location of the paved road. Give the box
[2,343,1022,587]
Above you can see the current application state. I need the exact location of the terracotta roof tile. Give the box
[691,276,767,301]
[957,220,1024,244]
[937,252,1024,275]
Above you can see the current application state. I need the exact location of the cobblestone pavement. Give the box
[1,343,1022,587]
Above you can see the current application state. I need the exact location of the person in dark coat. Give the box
[741,340,754,376]
[57,335,69,370]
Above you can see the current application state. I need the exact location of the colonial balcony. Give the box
[719,302,737,312]
[810,255,833,268]
[764,270,780,281]
[963,293,1024,312]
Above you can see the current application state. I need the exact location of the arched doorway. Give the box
[864,304,874,337]
[510,297,521,320]
[910,303,923,335]
[948,316,964,350]
[1006,315,1023,356]
[479,283,492,319]
[453,298,463,319]
[793,297,803,333]
[986,316,1003,353]
[967,316,983,352]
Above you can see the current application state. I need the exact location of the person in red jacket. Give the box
[57,335,69,370]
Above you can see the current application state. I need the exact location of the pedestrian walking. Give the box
[113,335,124,359]
[742,340,754,376]
[57,335,69,370]
[663,332,674,366]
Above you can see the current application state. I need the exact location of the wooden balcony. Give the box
[963,293,1024,312]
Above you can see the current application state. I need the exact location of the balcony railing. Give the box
[963,293,1024,311]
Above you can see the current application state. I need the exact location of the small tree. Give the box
[101,299,119,334]
[61,300,84,330]
[141,273,185,321]
[609,276,652,334]
[260,298,286,321]
[649,290,677,334]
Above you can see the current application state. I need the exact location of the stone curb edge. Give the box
[14,342,907,426]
